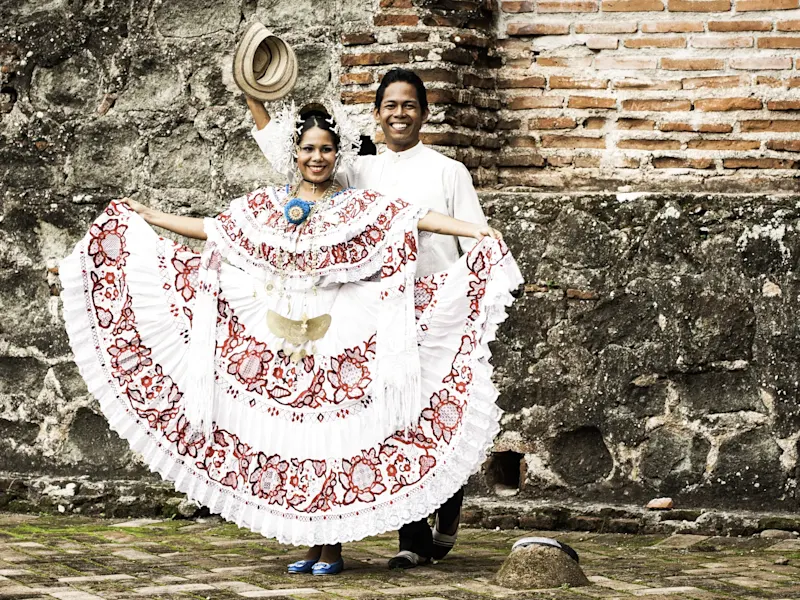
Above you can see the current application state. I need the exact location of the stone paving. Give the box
[0,512,799,599]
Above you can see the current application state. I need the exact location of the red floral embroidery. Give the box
[250,453,289,505]
[421,390,463,444]
[227,340,274,393]
[172,256,200,301]
[88,219,129,268]
[107,335,152,384]
[328,344,372,403]
[340,449,386,504]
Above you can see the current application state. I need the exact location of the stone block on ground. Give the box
[495,545,590,589]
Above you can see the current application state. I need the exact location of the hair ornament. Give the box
[264,98,361,184]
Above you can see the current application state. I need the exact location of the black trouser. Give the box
[398,487,463,557]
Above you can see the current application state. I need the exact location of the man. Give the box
[245,68,487,568]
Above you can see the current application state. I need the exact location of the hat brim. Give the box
[233,21,298,102]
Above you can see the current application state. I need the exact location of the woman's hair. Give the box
[296,109,340,149]
[375,68,428,114]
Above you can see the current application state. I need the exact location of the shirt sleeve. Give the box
[449,162,487,254]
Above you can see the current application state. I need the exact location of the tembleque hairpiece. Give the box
[263,98,362,183]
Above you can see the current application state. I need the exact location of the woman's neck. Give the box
[295,178,334,200]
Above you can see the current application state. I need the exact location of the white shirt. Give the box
[252,124,486,277]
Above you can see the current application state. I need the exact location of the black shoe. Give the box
[388,550,430,569]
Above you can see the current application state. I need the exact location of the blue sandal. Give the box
[311,558,344,575]
[287,559,318,574]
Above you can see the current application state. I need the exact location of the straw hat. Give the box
[233,21,298,102]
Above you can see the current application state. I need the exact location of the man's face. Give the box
[373,81,428,153]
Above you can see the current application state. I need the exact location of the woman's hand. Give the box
[124,198,156,222]
[471,225,503,241]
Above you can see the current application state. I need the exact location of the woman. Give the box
[60,106,521,576]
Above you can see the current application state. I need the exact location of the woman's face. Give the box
[296,127,337,185]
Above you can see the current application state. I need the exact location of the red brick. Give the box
[584,117,607,128]
[767,140,800,151]
[730,56,793,69]
[507,136,538,147]
[759,36,800,48]
[694,97,762,110]
[756,76,784,87]
[767,100,800,110]
[625,36,686,47]
[618,118,656,129]
[497,152,547,166]
[668,0,731,10]
[341,72,373,85]
[464,73,495,88]
[660,121,733,132]
[595,56,658,69]
[537,56,594,67]
[724,158,798,168]
[508,22,570,35]
[341,51,409,66]
[427,89,462,104]
[415,68,459,84]
[777,20,800,31]
[341,90,375,104]
[618,138,682,149]
[654,157,715,168]
[576,22,638,32]
[708,20,772,31]
[789,77,800,87]
[614,77,682,89]
[622,98,692,110]
[691,35,753,47]
[641,20,704,31]
[419,132,473,146]
[398,31,429,42]
[541,135,606,148]
[498,76,547,88]
[507,96,565,109]
[380,0,412,6]
[568,96,616,109]
[682,75,750,88]
[501,0,536,11]
[530,117,578,129]
[574,155,604,167]
[498,119,523,129]
[538,0,598,11]
[550,76,609,88]
[602,0,664,10]
[661,57,726,70]
[688,139,761,149]
[742,119,800,131]
[547,155,574,167]
[586,36,619,49]
[341,32,377,46]
[737,0,798,10]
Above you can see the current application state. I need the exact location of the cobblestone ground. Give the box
[1,513,799,599]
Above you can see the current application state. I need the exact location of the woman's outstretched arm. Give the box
[126,199,207,240]
[418,210,502,241]
[246,96,270,130]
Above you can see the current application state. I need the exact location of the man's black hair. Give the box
[374,68,428,114]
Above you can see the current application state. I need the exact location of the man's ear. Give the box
[373,107,381,122]
[422,109,430,124]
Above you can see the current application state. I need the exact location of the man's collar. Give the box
[381,141,425,160]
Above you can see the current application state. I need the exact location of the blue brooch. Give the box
[284,198,314,225]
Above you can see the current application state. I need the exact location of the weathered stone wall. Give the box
[1,0,799,516]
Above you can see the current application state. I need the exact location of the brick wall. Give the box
[340,0,503,186]
[342,0,800,191]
